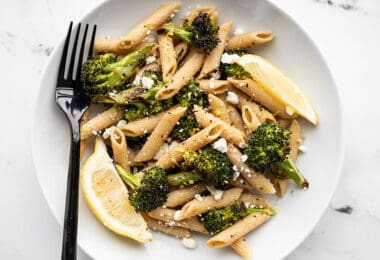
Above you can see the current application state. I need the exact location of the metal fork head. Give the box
[56,22,97,127]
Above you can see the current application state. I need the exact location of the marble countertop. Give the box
[1,0,379,259]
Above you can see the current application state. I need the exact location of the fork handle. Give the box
[61,129,81,260]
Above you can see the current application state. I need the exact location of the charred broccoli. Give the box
[200,201,275,235]
[116,166,169,211]
[244,123,309,188]
[220,50,250,79]
[170,112,200,141]
[81,44,154,102]
[179,146,234,190]
[159,12,219,53]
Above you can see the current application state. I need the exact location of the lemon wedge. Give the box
[236,54,318,125]
[81,137,152,242]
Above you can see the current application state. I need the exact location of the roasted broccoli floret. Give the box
[116,166,169,211]
[125,135,148,150]
[167,171,201,186]
[174,81,207,109]
[160,12,219,53]
[244,123,309,188]
[220,50,250,79]
[82,44,154,102]
[200,201,275,235]
[170,112,200,141]
[179,146,234,190]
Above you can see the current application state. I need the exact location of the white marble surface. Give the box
[0,0,379,259]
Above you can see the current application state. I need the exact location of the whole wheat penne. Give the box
[193,106,247,148]
[226,104,247,136]
[80,109,90,160]
[155,50,205,100]
[94,2,181,53]
[199,22,233,79]
[119,106,180,137]
[207,212,272,248]
[198,79,234,95]
[240,193,272,209]
[142,213,191,238]
[227,143,276,194]
[174,42,189,63]
[230,177,254,190]
[274,119,303,197]
[166,183,207,208]
[158,33,177,82]
[230,238,251,260]
[276,118,291,128]
[134,106,187,162]
[148,208,208,234]
[177,188,243,220]
[208,94,231,123]
[226,31,274,50]
[81,106,124,140]
[156,123,223,169]
[110,126,130,171]
[228,77,295,119]
[241,105,261,133]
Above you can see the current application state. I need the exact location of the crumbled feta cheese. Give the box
[194,194,204,201]
[298,145,307,152]
[102,128,112,139]
[211,71,221,80]
[212,138,227,153]
[182,238,197,249]
[116,120,127,127]
[244,168,251,174]
[226,91,239,104]
[207,186,224,200]
[162,205,167,209]
[174,210,182,220]
[141,76,154,89]
[232,171,240,181]
[168,141,179,150]
[244,202,250,208]
[146,55,156,64]
[209,78,215,88]
[285,106,295,116]
[153,143,170,160]
[92,130,99,136]
[221,53,240,64]
[232,165,238,172]
[241,154,248,162]
[133,75,142,85]
[234,27,245,35]
[168,221,176,226]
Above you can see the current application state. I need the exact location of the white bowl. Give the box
[32,0,344,259]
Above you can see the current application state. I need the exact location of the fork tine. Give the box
[75,24,89,85]
[67,23,81,81]
[88,25,97,59]
[58,22,73,81]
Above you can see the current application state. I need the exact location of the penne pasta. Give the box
[155,123,223,169]
[94,2,181,53]
[226,104,247,136]
[199,22,233,79]
[228,77,295,119]
[206,212,272,248]
[198,79,234,95]
[134,106,187,162]
[276,118,291,128]
[174,42,189,63]
[166,183,206,208]
[148,208,208,234]
[155,49,205,100]
[177,188,243,220]
[226,143,276,194]
[226,31,274,50]
[230,177,254,190]
[118,106,180,137]
[193,106,247,148]
[81,106,124,140]
[158,33,177,82]
[110,126,130,171]
[208,94,231,123]
[241,105,261,133]
[230,237,251,260]
[142,213,191,238]
[239,193,272,209]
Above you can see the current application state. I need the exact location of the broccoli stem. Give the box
[161,23,192,45]
[167,171,201,186]
[246,207,276,216]
[115,165,141,190]
[277,158,309,189]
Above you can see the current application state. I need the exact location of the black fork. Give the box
[55,22,97,260]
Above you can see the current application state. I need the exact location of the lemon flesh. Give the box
[81,137,152,242]
[236,54,318,125]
